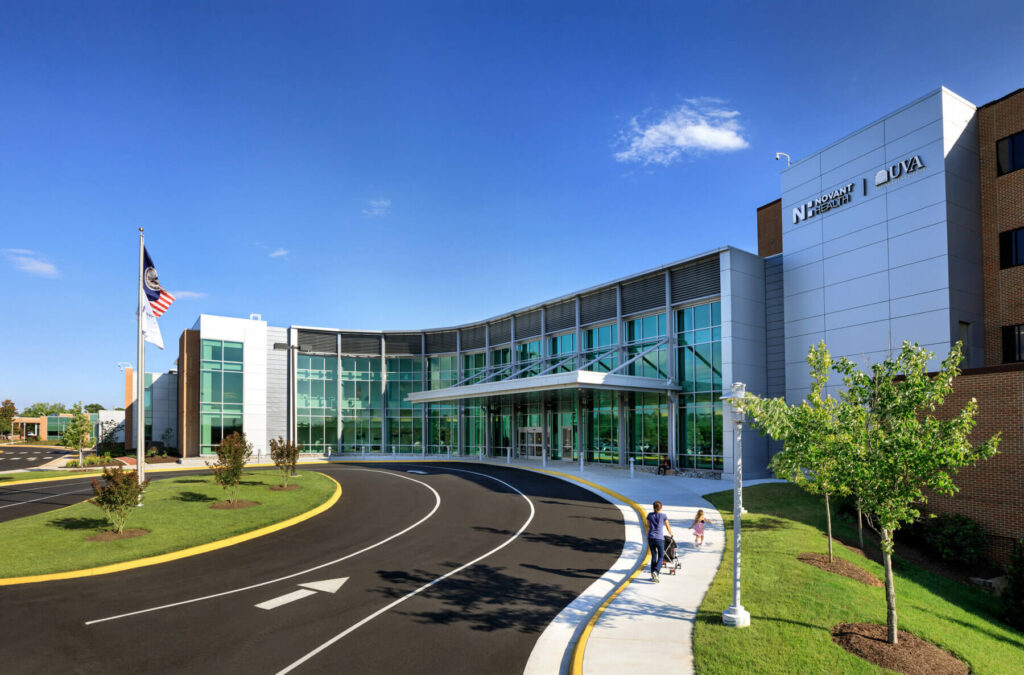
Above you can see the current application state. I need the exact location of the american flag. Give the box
[143,247,175,317]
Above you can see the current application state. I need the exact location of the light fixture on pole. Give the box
[720,381,751,628]
[774,152,791,167]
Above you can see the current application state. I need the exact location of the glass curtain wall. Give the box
[587,390,618,463]
[627,392,668,466]
[583,324,617,372]
[297,354,338,454]
[677,301,723,469]
[547,333,575,372]
[515,340,542,378]
[625,313,668,378]
[427,356,458,454]
[386,358,423,454]
[200,339,244,455]
[491,403,512,457]
[339,356,382,453]
[462,352,486,385]
[490,347,511,380]
[464,400,486,456]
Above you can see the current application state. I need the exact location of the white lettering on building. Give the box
[792,183,855,225]
[875,155,925,186]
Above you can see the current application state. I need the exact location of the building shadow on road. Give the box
[374,564,578,633]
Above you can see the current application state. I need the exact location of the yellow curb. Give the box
[0,472,342,586]
[516,467,651,675]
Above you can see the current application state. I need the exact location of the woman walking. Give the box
[647,500,674,582]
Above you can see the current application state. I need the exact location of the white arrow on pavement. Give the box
[255,578,349,610]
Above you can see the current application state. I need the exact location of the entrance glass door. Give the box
[518,427,543,458]
[561,426,575,460]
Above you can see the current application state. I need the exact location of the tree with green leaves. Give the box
[84,403,104,414]
[60,402,93,466]
[738,342,851,563]
[22,402,68,417]
[269,436,302,487]
[90,466,150,534]
[833,341,999,644]
[0,399,16,439]
[206,431,253,504]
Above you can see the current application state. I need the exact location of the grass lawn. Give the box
[693,483,1024,674]
[0,470,336,578]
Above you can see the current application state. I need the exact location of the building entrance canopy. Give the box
[405,368,679,405]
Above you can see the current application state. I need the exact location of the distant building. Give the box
[10,410,124,445]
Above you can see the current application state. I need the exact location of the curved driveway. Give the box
[0,463,624,674]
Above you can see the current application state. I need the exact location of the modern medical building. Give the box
[128,85,1024,561]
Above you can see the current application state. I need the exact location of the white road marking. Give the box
[256,589,317,610]
[0,481,93,495]
[0,486,92,509]
[298,578,348,594]
[256,578,349,610]
[85,469,442,626]
[276,467,537,675]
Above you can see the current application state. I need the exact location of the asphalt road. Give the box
[0,463,624,674]
[0,445,67,470]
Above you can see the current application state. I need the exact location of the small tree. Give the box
[206,431,252,504]
[834,341,999,644]
[84,403,104,414]
[0,399,16,439]
[90,466,150,534]
[738,343,852,562]
[61,402,93,466]
[269,436,302,487]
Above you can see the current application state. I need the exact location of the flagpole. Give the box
[137,228,146,484]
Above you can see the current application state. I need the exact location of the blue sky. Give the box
[2,1,1021,409]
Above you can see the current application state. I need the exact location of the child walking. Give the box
[690,509,712,547]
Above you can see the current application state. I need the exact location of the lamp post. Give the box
[720,381,751,628]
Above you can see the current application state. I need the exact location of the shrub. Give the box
[269,436,302,487]
[206,432,252,504]
[90,467,150,534]
[1004,539,1024,630]
[917,514,988,567]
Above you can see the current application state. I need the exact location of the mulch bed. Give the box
[145,456,178,464]
[210,500,260,510]
[269,485,302,491]
[85,529,149,542]
[831,622,968,675]
[797,553,883,587]
[69,462,123,470]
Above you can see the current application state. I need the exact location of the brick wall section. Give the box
[178,330,200,457]
[757,199,783,257]
[979,89,1024,366]
[926,367,1024,564]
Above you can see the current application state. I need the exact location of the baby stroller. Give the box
[662,534,682,575]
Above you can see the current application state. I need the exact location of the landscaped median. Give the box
[0,470,339,583]
[693,483,1024,674]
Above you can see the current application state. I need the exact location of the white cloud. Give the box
[172,290,206,299]
[269,248,289,258]
[362,199,391,217]
[4,249,59,277]
[614,99,749,165]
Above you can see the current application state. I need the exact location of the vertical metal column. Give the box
[336,333,342,456]
[616,285,627,466]
[380,334,387,455]
[510,316,518,459]
[456,330,464,458]
[575,297,584,465]
[420,333,427,457]
[665,270,678,469]
[484,324,491,458]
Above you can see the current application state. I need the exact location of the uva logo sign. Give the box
[875,155,925,186]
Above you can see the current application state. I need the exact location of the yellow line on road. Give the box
[0,473,342,586]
